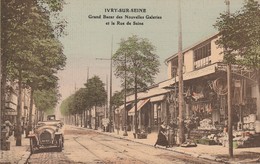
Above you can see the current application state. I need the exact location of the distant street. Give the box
[27,125,219,164]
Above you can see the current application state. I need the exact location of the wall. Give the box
[210,37,223,63]
[183,50,194,73]
[167,59,172,79]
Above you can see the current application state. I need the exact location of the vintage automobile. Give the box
[28,120,64,154]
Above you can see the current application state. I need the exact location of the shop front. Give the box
[185,71,259,148]
[128,99,150,133]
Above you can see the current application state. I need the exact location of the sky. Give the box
[57,0,246,107]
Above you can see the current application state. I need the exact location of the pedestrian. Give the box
[168,120,177,147]
[13,124,18,140]
[154,121,169,148]
[4,120,12,139]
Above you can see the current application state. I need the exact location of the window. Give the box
[193,42,211,69]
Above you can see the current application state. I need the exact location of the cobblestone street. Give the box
[26,125,219,164]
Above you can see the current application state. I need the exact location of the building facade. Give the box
[124,33,259,134]
[4,81,37,128]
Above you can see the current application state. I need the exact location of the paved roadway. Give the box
[27,126,220,164]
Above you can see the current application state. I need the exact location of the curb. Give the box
[18,150,31,164]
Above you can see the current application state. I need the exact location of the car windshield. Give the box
[37,121,61,127]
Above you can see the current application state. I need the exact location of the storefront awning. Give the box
[128,99,150,116]
[115,103,131,114]
[159,63,217,88]
[150,95,165,102]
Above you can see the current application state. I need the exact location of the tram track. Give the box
[73,134,149,164]
[67,126,220,164]
[89,134,151,164]
[72,136,106,163]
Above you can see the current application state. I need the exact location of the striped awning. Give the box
[115,103,131,114]
[128,99,150,116]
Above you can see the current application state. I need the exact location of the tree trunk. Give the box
[35,108,38,125]
[16,69,22,146]
[28,88,34,137]
[1,10,8,124]
[227,63,233,157]
[40,111,44,121]
[89,109,92,129]
[81,112,83,127]
[86,109,89,128]
[74,114,76,126]
[83,110,86,127]
[257,70,260,120]
[94,105,97,130]
[1,53,7,124]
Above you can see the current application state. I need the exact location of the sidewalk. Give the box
[0,135,30,164]
[73,126,260,164]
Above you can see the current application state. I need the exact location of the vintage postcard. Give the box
[1,0,260,163]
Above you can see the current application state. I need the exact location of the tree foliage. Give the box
[214,0,260,69]
[60,75,107,116]
[111,90,124,109]
[84,76,107,107]
[112,35,160,93]
[73,88,89,114]
[34,88,60,113]
[60,94,75,116]
[1,0,66,145]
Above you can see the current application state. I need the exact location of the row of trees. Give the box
[1,0,66,146]
[60,35,160,134]
[60,76,107,129]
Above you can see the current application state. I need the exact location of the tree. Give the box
[214,0,260,118]
[24,37,66,135]
[60,94,75,124]
[214,0,260,157]
[111,91,124,110]
[73,88,91,127]
[1,0,66,146]
[84,76,107,129]
[34,88,60,121]
[112,35,160,135]
[214,0,260,68]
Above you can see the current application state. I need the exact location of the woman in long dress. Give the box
[154,121,169,148]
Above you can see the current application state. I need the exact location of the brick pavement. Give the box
[0,134,30,164]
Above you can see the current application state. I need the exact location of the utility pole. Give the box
[106,75,108,119]
[178,0,185,144]
[123,53,128,136]
[0,0,2,150]
[225,0,233,158]
[110,36,113,133]
[96,36,114,132]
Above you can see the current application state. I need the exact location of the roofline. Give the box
[164,33,220,64]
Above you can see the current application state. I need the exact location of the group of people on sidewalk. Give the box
[1,120,29,141]
[154,120,178,148]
